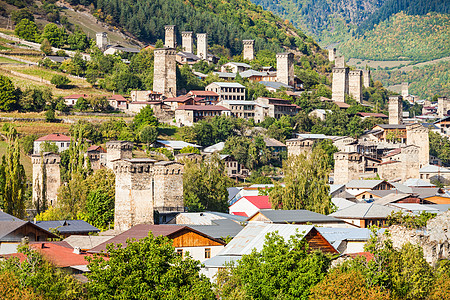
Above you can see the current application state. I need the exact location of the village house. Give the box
[220,62,252,73]
[329,203,401,228]
[63,94,88,106]
[259,81,293,93]
[175,105,231,126]
[187,90,220,104]
[254,97,300,120]
[154,140,202,153]
[130,90,162,102]
[33,133,72,154]
[205,82,246,101]
[345,180,395,196]
[88,224,226,263]
[85,145,107,170]
[35,220,100,239]
[107,94,128,111]
[220,154,247,179]
[176,52,201,65]
[229,195,272,217]
[264,137,287,153]
[103,44,140,55]
[163,95,197,110]
[216,100,257,119]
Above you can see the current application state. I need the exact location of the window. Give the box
[177,249,183,256]
[205,248,211,259]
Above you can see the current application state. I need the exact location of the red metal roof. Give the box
[334,101,351,109]
[347,252,374,262]
[163,95,194,103]
[188,90,219,97]
[63,94,88,99]
[108,94,127,101]
[28,241,94,267]
[242,196,271,209]
[176,105,230,111]
[384,148,401,158]
[358,112,388,118]
[87,145,106,152]
[35,133,71,142]
[232,212,249,217]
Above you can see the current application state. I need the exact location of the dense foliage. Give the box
[429,131,450,166]
[87,233,215,299]
[342,12,450,61]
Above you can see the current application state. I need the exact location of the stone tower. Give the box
[153,48,177,98]
[401,82,409,98]
[106,141,133,169]
[243,40,255,61]
[181,31,193,53]
[389,95,403,125]
[332,67,349,102]
[438,97,450,119]
[328,48,336,62]
[112,155,184,231]
[406,123,429,168]
[348,70,363,103]
[96,32,107,50]
[335,56,345,68]
[164,25,176,48]
[32,153,61,208]
[197,33,208,60]
[333,152,362,185]
[276,52,294,86]
[363,69,371,88]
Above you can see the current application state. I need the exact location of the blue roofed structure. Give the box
[35,220,100,237]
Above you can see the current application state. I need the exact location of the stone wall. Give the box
[105,141,133,169]
[276,52,294,86]
[401,82,409,97]
[333,152,363,185]
[96,32,107,50]
[197,33,208,60]
[389,96,403,125]
[348,70,363,103]
[438,97,450,119]
[378,145,420,181]
[328,48,336,62]
[332,67,349,102]
[243,40,255,61]
[32,153,61,208]
[363,69,371,88]
[164,25,176,48]
[153,162,184,212]
[181,31,193,53]
[286,138,314,156]
[153,48,177,98]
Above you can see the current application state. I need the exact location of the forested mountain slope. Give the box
[90,0,318,56]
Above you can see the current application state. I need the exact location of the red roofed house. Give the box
[163,95,196,110]
[357,112,388,120]
[33,133,72,154]
[88,224,226,262]
[187,90,220,104]
[229,196,272,218]
[107,94,128,111]
[175,105,231,126]
[86,145,107,170]
[63,94,88,106]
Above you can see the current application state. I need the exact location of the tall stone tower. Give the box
[348,70,363,103]
[406,123,429,168]
[328,48,336,62]
[111,151,184,231]
[363,69,371,88]
[335,56,345,68]
[437,97,450,119]
[243,40,255,61]
[181,31,193,53]
[96,32,107,50]
[332,67,349,102]
[389,95,403,125]
[153,48,177,98]
[333,152,362,185]
[32,153,61,208]
[276,52,294,86]
[164,25,176,48]
[106,141,133,169]
[197,33,208,60]
[401,82,409,98]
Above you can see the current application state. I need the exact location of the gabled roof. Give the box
[203,142,225,153]
[218,223,315,256]
[330,203,401,219]
[404,178,436,187]
[188,90,219,97]
[0,211,59,241]
[334,101,351,109]
[259,81,293,89]
[163,95,194,103]
[357,112,388,118]
[29,241,94,267]
[89,224,224,253]
[375,124,407,130]
[231,196,271,210]
[239,70,267,78]
[263,137,286,147]
[188,219,245,239]
[86,145,106,153]
[223,62,251,68]
[177,51,201,60]
[209,82,245,88]
[419,165,450,173]
[108,94,127,101]
[35,133,71,142]
[373,193,412,205]
[64,235,115,251]
[346,179,391,189]
[35,220,100,234]
[249,209,344,223]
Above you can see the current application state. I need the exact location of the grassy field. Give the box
[0,140,32,179]
[3,65,88,86]
[0,56,24,64]
[9,55,42,62]
[347,58,413,70]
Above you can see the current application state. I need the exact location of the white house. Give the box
[228,196,271,218]
[33,133,72,154]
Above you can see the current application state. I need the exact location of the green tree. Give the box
[0,75,17,111]
[133,105,159,129]
[0,129,26,218]
[40,141,58,153]
[74,97,89,111]
[139,125,158,148]
[268,147,333,214]
[11,8,34,23]
[86,233,215,299]
[216,231,330,300]
[19,134,38,155]
[14,19,38,42]
[40,38,52,55]
[50,74,70,88]
[183,155,232,212]
[179,145,201,154]
[67,30,89,50]
[45,109,56,122]
[41,23,66,47]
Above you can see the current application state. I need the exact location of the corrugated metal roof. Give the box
[419,165,450,173]
[253,209,343,223]
[64,235,115,251]
[188,219,245,239]
[388,203,440,215]
[330,203,401,219]
[259,81,293,89]
[210,82,245,88]
[373,193,411,205]
[218,223,314,256]
[316,227,374,243]
[403,178,436,187]
[225,62,252,68]
[204,142,225,153]
[346,180,385,189]
[156,140,201,149]
[35,220,100,234]
[0,211,22,222]
[203,255,241,268]
[332,198,358,210]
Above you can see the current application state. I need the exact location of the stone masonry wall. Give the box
[165,25,176,48]
[438,97,450,119]
[243,40,255,61]
[406,123,430,168]
[363,69,370,88]
[182,31,193,53]
[106,141,132,169]
[32,154,61,208]
[153,162,184,212]
[276,53,294,86]
[348,70,363,103]
[153,48,177,97]
[332,67,349,102]
[389,96,403,125]
[197,33,207,60]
